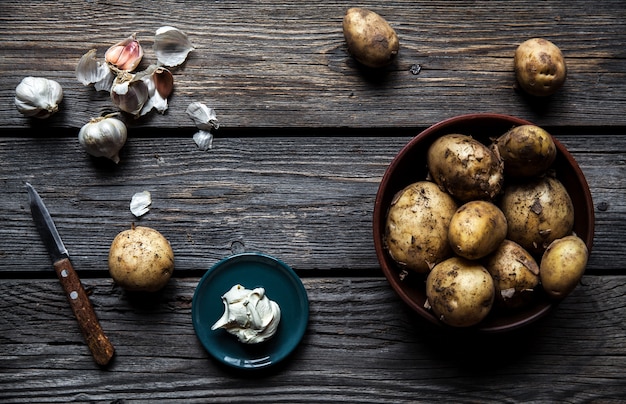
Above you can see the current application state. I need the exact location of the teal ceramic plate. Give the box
[192,252,309,370]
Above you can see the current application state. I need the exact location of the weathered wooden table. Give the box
[1,1,625,402]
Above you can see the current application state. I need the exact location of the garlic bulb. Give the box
[105,33,143,72]
[78,115,127,163]
[154,26,194,67]
[15,77,63,119]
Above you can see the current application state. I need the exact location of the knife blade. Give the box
[26,182,115,366]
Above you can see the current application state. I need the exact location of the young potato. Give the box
[500,176,574,255]
[448,200,508,260]
[426,257,495,327]
[495,125,557,177]
[540,235,588,299]
[427,134,504,202]
[343,7,399,68]
[384,181,458,274]
[514,38,567,96]
[108,225,175,292]
[484,240,540,308]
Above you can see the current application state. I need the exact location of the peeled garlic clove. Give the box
[111,73,149,116]
[130,191,152,217]
[76,49,115,92]
[15,77,63,119]
[78,115,127,163]
[105,33,144,72]
[186,102,219,131]
[154,26,194,67]
[193,130,214,151]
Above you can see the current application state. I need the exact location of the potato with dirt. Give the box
[427,134,504,201]
[484,240,540,308]
[108,225,175,292]
[426,257,495,327]
[500,176,574,255]
[448,200,508,260]
[514,38,567,96]
[343,7,399,68]
[540,235,588,299]
[384,181,458,274]
[495,125,557,177]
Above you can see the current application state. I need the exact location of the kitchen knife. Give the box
[26,182,115,366]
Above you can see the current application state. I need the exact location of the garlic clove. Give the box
[154,26,194,67]
[76,49,115,92]
[78,115,128,163]
[130,191,152,217]
[137,65,174,116]
[193,130,214,151]
[111,73,149,116]
[15,76,63,119]
[186,102,219,131]
[105,33,144,72]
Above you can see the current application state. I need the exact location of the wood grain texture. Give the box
[1,134,624,275]
[1,277,624,402]
[1,0,625,401]
[1,0,625,129]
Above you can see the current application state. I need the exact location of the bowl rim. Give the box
[373,113,595,332]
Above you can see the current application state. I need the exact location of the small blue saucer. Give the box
[192,252,309,370]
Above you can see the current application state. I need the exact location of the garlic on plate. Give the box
[78,114,127,163]
[15,77,63,119]
[154,26,195,67]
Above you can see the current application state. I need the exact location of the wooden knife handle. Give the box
[53,257,115,366]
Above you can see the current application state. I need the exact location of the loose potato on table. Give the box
[500,176,574,255]
[514,38,567,96]
[426,257,495,327]
[540,235,588,299]
[484,240,540,308]
[384,181,458,274]
[108,225,175,292]
[448,200,508,260]
[496,125,557,177]
[343,7,399,68]
[427,134,504,202]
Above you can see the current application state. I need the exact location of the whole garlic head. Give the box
[78,115,128,164]
[15,77,63,119]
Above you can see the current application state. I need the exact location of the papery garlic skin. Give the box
[193,130,214,151]
[138,65,174,116]
[211,284,281,344]
[130,191,152,217]
[76,49,115,92]
[15,77,63,119]
[186,102,219,131]
[154,26,194,67]
[105,33,144,72]
[78,115,128,163]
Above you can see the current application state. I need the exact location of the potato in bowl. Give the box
[373,113,594,332]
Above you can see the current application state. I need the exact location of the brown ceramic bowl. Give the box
[373,113,594,332]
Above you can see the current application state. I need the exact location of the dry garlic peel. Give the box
[76,49,115,92]
[211,284,281,344]
[193,130,214,151]
[15,77,63,119]
[130,191,152,217]
[78,115,127,163]
[154,26,194,67]
[186,102,219,131]
[138,65,174,116]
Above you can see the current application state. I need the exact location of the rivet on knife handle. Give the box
[54,257,115,366]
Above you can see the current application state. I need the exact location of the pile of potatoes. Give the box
[384,125,588,327]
